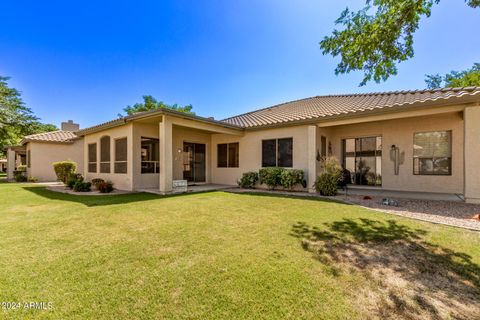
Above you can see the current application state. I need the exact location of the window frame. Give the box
[141,137,160,174]
[114,137,128,174]
[100,136,111,173]
[413,130,452,176]
[88,143,97,173]
[261,137,293,168]
[217,142,239,168]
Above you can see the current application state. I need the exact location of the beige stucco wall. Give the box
[26,139,84,182]
[211,125,311,187]
[132,122,159,190]
[84,123,134,190]
[464,105,480,203]
[327,112,464,194]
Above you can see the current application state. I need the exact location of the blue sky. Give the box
[1,1,479,128]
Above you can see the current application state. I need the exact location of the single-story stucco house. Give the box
[6,87,480,203]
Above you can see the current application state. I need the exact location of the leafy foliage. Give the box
[73,181,92,192]
[259,167,284,190]
[91,178,105,189]
[66,173,84,189]
[314,157,341,196]
[238,171,259,189]
[0,76,57,156]
[52,161,77,184]
[120,95,194,117]
[320,1,479,86]
[280,169,305,190]
[425,63,480,89]
[97,181,114,193]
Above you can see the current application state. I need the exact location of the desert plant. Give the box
[52,161,77,184]
[97,181,114,193]
[280,169,304,190]
[91,178,105,189]
[259,167,284,190]
[16,164,27,172]
[315,157,341,196]
[238,171,259,189]
[73,181,91,192]
[28,176,38,183]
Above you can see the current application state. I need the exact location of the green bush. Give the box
[52,161,77,184]
[314,157,341,196]
[66,174,84,189]
[259,167,284,190]
[14,173,27,182]
[91,178,105,189]
[73,181,91,192]
[280,169,304,190]
[16,165,27,172]
[28,176,38,183]
[238,171,259,189]
[97,181,114,193]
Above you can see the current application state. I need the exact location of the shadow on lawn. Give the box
[22,186,193,207]
[291,218,480,319]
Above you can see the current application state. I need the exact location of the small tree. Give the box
[52,160,77,184]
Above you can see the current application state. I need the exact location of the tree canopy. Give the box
[320,0,479,86]
[425,63,480,89]
[0,76,57,156]
[120,95,194,117]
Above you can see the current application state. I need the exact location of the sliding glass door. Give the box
[342,136,382,186]
[183,142,206,183]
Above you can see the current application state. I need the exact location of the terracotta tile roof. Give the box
[21,130,78,144]
[221,87,480,128]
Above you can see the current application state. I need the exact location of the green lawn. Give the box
[0,183,479,319]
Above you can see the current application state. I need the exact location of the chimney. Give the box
[61,120,80,131]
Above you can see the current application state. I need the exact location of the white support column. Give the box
[6,148,15,181]
[307,125,318,193]
[464,105,480,203]
[159,116,173,194]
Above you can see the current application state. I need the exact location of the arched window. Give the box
[100,136,111,173]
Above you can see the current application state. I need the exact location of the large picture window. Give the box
[88,143,97,173]
[100,136,111,173]
[114,138,128,174]
[217,143,239,168]
[262,138,293,167]
[141,137,159,174]
[413,131,452,175]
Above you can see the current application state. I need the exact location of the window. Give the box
[100,136,111,173]
[141,137,159,173]
[114,138,128,174]
[413,131,451,175]
[262,138,293,167]
[217,143,239,168]
[321,136,327,158]
[88,143,97,173]
[27,150,31,168]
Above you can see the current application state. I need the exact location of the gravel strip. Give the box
[226,188,480,231]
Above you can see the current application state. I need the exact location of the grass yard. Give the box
[0,183,479,319]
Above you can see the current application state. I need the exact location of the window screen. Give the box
[217,143,239,168]
[27,150,31,168]
[114,138,127,174]
[262,139,277,167]
[413,131,452,175]
[228,143,239,168]
[278,138,293,167]
[217,144,228,167]
[100,136,111,173]
[88,143,97,173]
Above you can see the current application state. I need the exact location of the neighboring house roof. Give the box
[222,87,480,128]
[21,130,79,144]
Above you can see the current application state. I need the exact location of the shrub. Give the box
[238,171,259,189]
[280,169,304,190]
[66,173,84,189]
[17,165,27,172]
[52,161,77,184]
[14,173,27,182]
[97,181,114,193]
[259,167,284,190]
[73,181,91,192]
[28,176,38,183]
[314,157,341,196]
[91,178,105,189]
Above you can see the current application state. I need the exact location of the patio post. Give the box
[159,115,173,194]
[6,147,15,181]
[464,105,480,203]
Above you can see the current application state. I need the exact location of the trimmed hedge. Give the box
[280,169,304,190]
[238,171,259,189]
[52,161,77,184]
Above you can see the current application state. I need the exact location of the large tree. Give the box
[120,95,194,117]
[320,1,479,86]
[425,63,480,89]
[0,76,57,156]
